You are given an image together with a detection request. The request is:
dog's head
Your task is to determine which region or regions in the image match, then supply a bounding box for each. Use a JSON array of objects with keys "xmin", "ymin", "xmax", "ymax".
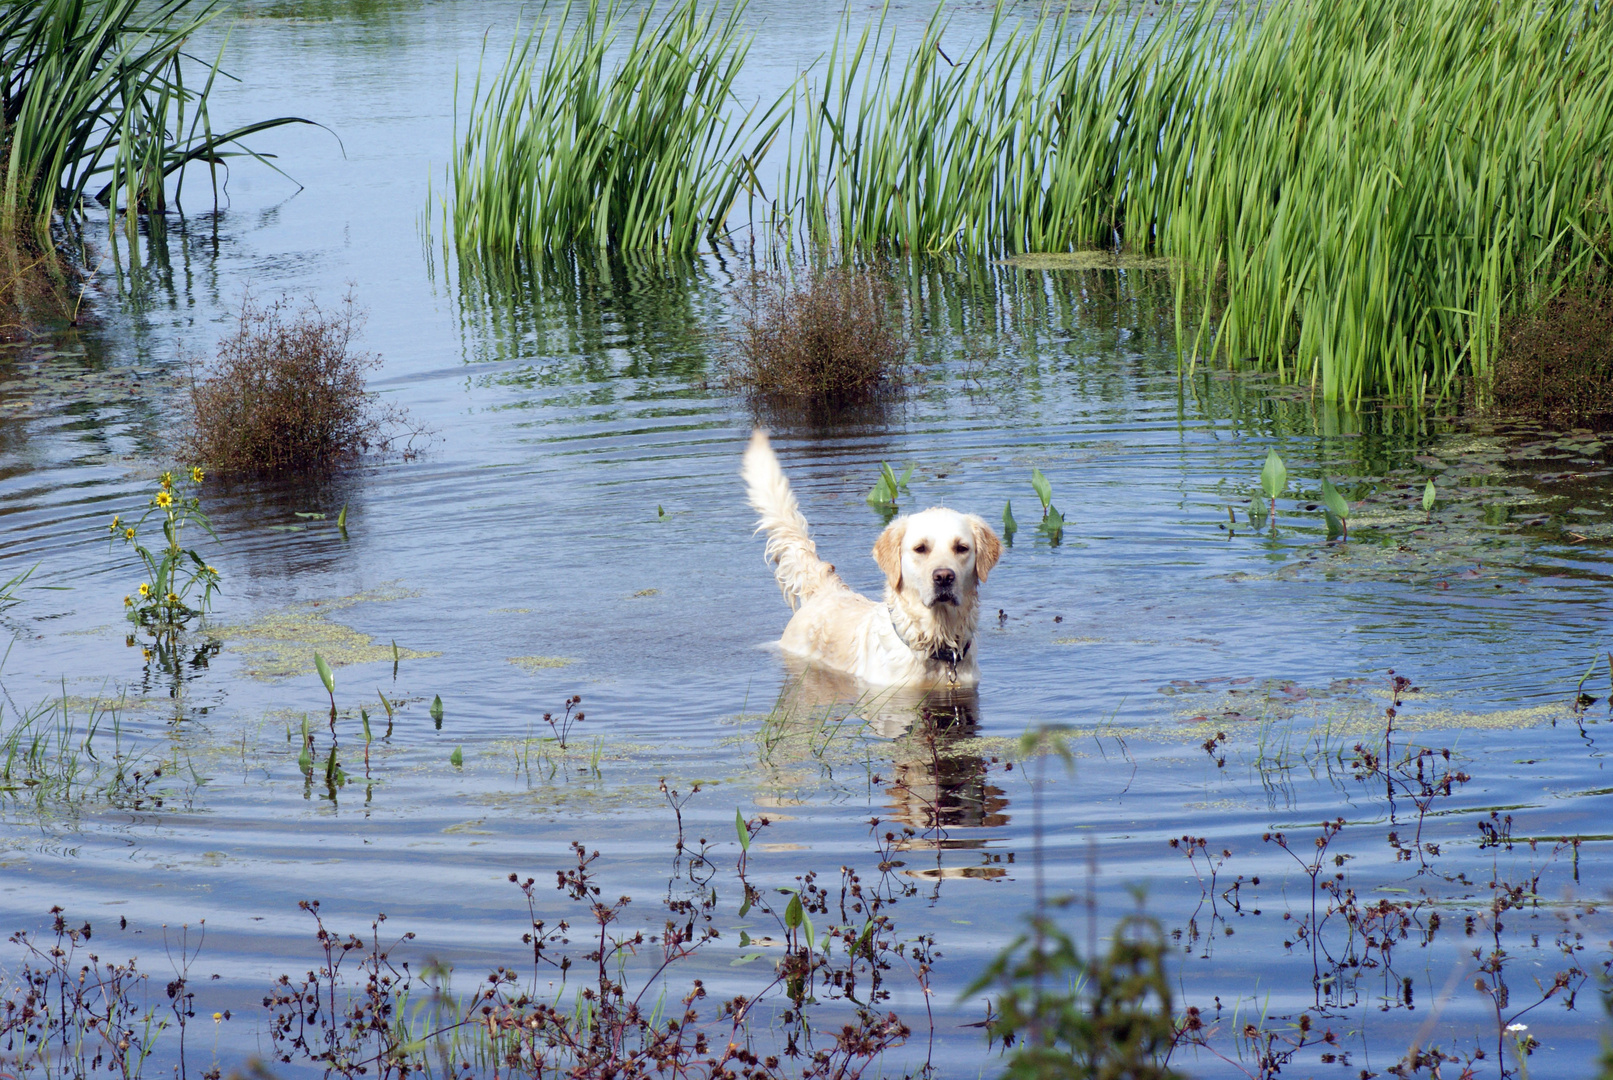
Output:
[{"xmin": 873, "ymin": 508, "xmax": 1001, "ymax": 609}]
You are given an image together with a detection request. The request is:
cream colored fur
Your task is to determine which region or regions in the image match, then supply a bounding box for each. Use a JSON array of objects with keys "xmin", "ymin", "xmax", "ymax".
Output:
[{"xmin": 741, "ymin": 430, "xmax": 1001, "ymax": 688}]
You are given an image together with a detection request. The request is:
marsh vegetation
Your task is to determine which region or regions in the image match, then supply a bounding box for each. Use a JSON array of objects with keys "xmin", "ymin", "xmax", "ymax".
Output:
[{"xmin": 4, "ymin": 0, "xmax": 1613, "ymax": 1076}]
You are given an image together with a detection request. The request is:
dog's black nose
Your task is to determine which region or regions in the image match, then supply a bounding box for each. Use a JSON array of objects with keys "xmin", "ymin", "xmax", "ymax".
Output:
[{"xmin": 932, "ymin": 568, "xmax": 956, "ymax": 588}]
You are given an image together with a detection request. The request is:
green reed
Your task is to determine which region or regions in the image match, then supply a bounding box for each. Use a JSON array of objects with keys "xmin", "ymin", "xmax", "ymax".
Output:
[
  {"xmin": 447, "ymin": 0, "xmax": 787, "ymax": 260},
  {"xmin": 0, "ymin": 0, "xmax": 312, "ymax": 249},
  {"xmin": 447, "ymin": 0, "xmax": 1613, "ymax": 401}
]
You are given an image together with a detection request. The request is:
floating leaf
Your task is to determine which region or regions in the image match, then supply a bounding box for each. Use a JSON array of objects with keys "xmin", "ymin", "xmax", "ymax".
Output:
[
  {"xmin": 735, "ymin": 808, "xmax": 751, "ymax": 852},
  {"xmin": 1423, "ymin": 479, "xmax": 1437, "ymax": 514},
  {"xmin": 313, "ymin": 652, "xmax": 335, "ymax": 696},
  {"xmin": 1323, "ymin": 508, "xmax": 1344, "ymax": 539},
  {"xmin": 1260, "ymin": 450, "xmax": 1288, "ymax": 500},
  {"xmin": 1002, "ymin": 500, "xmax": 1017, "ymax": 545},
  {"xmin": 449, "ymin": 746, "xmax": 463, "ymax": 767},
  {"xmin": 657, "ymin": 505, "xmax": 665, "ymax": 519},
  {"xmin": 739, "ymin": 930, "xmax": 752, "ymax": 947},
  {"xmin": 294, "ymin": 511, "xmax": 326, "ymax": 520},
  {"xmin": 1031, "ymin": 468, "xmax": 1052, "ymax": 513}
]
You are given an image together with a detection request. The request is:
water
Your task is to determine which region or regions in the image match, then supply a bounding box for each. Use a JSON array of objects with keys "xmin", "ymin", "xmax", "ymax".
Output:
[{"xmin": 1, "ymin": 1, "xmax": 1611, "ymax": 1076}]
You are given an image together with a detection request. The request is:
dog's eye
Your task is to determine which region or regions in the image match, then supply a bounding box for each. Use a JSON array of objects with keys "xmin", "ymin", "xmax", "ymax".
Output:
[
  {"xmin": 954, "ymin": 543, "xmax": 970, "ymax": 554},
  {"xmin": 912, "ymin": 543, "xmax": 929, "ymax": 554}
]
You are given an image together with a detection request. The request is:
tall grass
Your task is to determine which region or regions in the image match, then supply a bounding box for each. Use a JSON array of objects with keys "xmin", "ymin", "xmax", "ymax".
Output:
[
  {"xmin": 0, "ymin": 0, "xmax": 312, "ymax": 249},
  {"xmin": 448, "ymin": 0, "xmax": 1613, "ymax": 402},
  {"xmin": 447, "ymin": 0, "xmax": 787, "ymax": 260}
]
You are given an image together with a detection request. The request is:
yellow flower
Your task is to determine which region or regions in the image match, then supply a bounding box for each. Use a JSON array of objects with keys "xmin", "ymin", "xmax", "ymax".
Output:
[
  {"xmin": 109, "ymin": 514, "xmax": 122, "ymax": 531},
  {"xmin": 123, "ymin": 596, "xmax": 132, "ymax": 607},
  {"xmin": 191, "ymin": 467, "xmax": 205, "ymax": 484},
  {"xmin": 153, "ymin": 491, "xmax": 173, "ymax": 508},
  {"xmin": 205, "ymin": 565, "xmax": 218, "ymax": 576},
  {"xmin": 159, "ymin": 470, "xmax": 174, "ymax": 490},
  {"xmin": 138, "ymin": 583, "xmax": 151, "ymax": 598},
  {"xmin": 142, "ymin": 648, "xmax": 152, "ymax": 660},
  {"xmin": 124, "ymin": 527, "xmax": 135, "ymax": 540},
  {"xmin": 212, "ymin": 1013, "xmax": 222, "ymax": 1023},
  {"xmin": 165, "ymin": 592, "xmax": 179, "ymax": 604}
]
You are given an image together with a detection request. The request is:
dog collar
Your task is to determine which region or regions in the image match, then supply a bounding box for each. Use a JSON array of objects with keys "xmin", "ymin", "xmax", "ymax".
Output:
[{"xmin": 886, "ymin": 604, "xmax": 971, "ymax": 674}]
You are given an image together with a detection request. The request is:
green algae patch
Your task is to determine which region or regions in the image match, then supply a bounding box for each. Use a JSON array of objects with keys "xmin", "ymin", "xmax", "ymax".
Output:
[
  {"xmin": 213, "ymin": 586, "xmax": 438, "ymax": 681},
  {"xmin": 508, "ymin": 656, "xmax": 574, "ymax": 674},
  {"xmin": 1001, "ymin": 251, "xmax": 1173, "ymax": 271}
]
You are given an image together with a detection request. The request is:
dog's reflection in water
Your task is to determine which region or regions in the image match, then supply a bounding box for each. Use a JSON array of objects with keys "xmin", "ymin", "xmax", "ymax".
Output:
[{"xmin": 771, "ymin": 660, "xmax": 1010, "ymax": 879}]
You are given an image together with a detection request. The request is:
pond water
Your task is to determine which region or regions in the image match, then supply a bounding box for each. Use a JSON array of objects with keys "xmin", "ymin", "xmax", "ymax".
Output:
[{"xmin": 1, "ymin": 1, "xmax": 1611, "ymax": 1077}]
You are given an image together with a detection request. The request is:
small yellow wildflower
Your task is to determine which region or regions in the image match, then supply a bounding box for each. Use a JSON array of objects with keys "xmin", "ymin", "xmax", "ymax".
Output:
[
  {"xmin": 124, "ymin": 527, "xmax": 135, "ymax": 540},
  {"xmin": 205, "ymin": 565, "xmax": 218, "ymax": 576},
  {"xmin": 138, "ymin": 583, "xmax": 151, "ymax": 598},
  {"xmin": 212, "ymin": 1013, "xmax": 222, "ymax": 1023},
  {"xmin": 165, "ymin": 592, "xmax": 179, "ymax": 604},
  {"xmin": 123, "ymin": 596, "xmax": 132, "ymax": 607},
  {"xmin": 160, "ymin": 470, "xmax": 174, "ymax": 490},
  {"xmin": 142, "ymin": 648, "xmax": 152, "ymax": 660},
  {"xmin": 191, "ymin": 467, "xmax": 205, "ymax": 484},
  {"xmin": 153, "ymin": 491, "xmax": 173, "ymax": 508},
  {"xmin": 109, "ymin": 514, "xmax": 122, "ymax": 531}
]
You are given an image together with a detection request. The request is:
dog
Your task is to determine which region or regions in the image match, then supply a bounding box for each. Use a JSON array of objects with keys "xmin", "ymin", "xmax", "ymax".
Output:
[{"xmin": 741, "ymin": 430, "xmax": 1000, "ymax": 687}]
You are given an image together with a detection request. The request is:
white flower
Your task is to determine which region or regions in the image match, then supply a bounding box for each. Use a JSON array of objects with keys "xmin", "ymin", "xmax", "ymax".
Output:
[{"xmin": 1506, "ymin": 1023, "xmax": 1528, "ymax": 1033}]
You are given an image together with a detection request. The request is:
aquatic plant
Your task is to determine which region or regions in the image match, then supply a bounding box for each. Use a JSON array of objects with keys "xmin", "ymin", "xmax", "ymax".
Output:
[
  {"xmin": 446, "ymin": 0, "xmax": 785, "ymax": 259},
  {"xmin": 1002, "ymin": 501, "xmax": 1017, "ymax": 546},
  {"xmin": 107, "ymin": 467, "xmax": 220, "ymax": 632},
  {"xmin": 866, "ymin": 462, "xmax": 912, "ymax": 521},
  {"xmin": 1029, "ymin": 468, "xmax": 1063, "ymax": 544},
  {"xmin": 0, "ymin": 561, "xmax": 35, "ymax": 609},
  {"xmin": 722, "ymin": 267, "xmax": 911, "ymax": 404},
  {"xmin": 791, "ymin": 0, "xmax": 1613, "ymax": 401},
  {"xmin": 1258, "ymin": 450, "xmax": 1287, "ymax": 522},
  {"xmin": 0, "ymin": 0, "xmax": 313, "ymax": 262},
  {"xmin": 1320, "ymin": 478, "xmax": 1350, "ymax": 540},
  {"xmin": 184, "ymin": 293, "xmax": 425, "ymax": 474}
]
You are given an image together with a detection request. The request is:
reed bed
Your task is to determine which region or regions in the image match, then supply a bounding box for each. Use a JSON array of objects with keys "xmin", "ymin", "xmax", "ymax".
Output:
[
  {"xmin": 449, "ymin": 0, "xmax": 1613, "ymax": 402},
  {"xmin": 0, "ymin": 0, "xmax": 311, "ymax": 264},
  {"xmin": 447, "ymin": 0, "xmax": 786, "ymax": 260}
]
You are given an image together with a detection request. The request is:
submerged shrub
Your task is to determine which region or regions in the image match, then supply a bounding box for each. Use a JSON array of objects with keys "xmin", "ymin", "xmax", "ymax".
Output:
[
  {"xmin": 723, "ymin": 268, "xmax": 910, "ymax": 403},
  {"xmin": 184, "ymin": 294, "xmax": 420, "ymax": 474},
  {"xmin": 1489, "ymin": 282, "xmax": 1613, "ymax": 430}
]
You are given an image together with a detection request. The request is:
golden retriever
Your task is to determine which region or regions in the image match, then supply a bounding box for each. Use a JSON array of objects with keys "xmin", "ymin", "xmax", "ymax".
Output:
[{"xmin": 741, "ymin": 430, "xmax": 1001, "ymax": 687}]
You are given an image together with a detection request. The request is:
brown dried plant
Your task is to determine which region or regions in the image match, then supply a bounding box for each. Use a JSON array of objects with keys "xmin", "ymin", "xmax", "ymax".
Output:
[
  {"xmin": 1489, "ymin": 278, "xmax": 1613, "ymax": 430},
  {"xmin": 184, "ymin": 292, "xmax": 425, "ymax": 474},
  {"xmin": 723, "ymin": 268, "xmax": 910, "ymax": 404}
]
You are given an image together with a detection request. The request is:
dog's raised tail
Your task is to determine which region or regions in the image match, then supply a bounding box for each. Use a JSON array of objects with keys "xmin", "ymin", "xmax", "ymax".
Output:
[{"xmin": 742, "ymin": 430, "xmax": 840, "ymax": 609}]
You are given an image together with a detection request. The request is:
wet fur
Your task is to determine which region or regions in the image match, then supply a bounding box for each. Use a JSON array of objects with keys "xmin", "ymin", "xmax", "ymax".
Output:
[{"xmin": 741, "ymin": 430, "xmax": 1001, "ymax": 687}]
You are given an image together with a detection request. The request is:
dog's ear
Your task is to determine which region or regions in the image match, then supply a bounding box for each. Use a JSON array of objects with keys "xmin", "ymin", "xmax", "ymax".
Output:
[
  {"xmin": 872, "ymin": 517, "xmax": 907, "ymax": 590},
  {"xmin": 967, "ymin": 515, "xmax": 1002, "ymax": 583}
]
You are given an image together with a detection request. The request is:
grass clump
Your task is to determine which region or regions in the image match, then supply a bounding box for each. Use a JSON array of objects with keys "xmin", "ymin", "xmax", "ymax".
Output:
[
  {"xmin": 184, "ymin": 294, "xmax": 420, "ymax": 475},
  {"xmin": 447, "ymin": 0, "xmax": 784, "ymax": 260},
  {"xmin": 1489, "ymin": 283, "xmax": 1613, "ymax": 430},
  {"xmin": 723, "ymin": 268, "xmax": 910, "ymax": 403}
]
